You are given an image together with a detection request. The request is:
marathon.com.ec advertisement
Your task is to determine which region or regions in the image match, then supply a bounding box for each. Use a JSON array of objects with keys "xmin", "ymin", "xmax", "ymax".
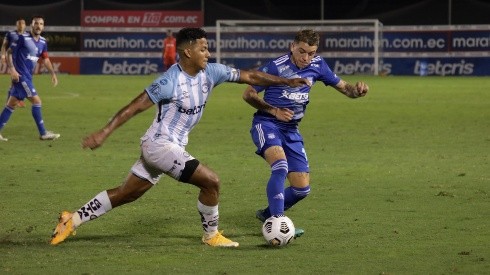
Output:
[{"xmin": 75, "ymin": 25, "xmax": 489, "ymax": 76}]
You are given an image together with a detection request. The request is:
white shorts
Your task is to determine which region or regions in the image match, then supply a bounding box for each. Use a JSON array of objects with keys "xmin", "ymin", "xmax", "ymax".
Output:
[{"xmin": 131, "ymin": 135, "xmax": 195, "ymax": 184}]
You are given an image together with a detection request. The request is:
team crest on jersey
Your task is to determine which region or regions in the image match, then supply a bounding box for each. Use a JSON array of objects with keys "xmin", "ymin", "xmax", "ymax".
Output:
[
  {"xmin": 202, "ymin": 83, "xmax": 209, "ymax": 93},
  {"xmin": 148, "ymin": 83, "xmax": 160, "ymax": 95},
  {"xmin": 267, "ymin": 133, "xmax": 275, "ymax": 139},
  {"xmin": 159, "ymin": 79, "xmax": 168, "ymax": 86},
  {"xmin": 279, "ymin": 65, "xmax": 290, "ymax": 73}
]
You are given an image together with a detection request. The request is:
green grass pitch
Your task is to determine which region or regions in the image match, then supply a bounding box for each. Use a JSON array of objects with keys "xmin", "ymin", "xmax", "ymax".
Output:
[{"xmin": 0, "ymin": 74, "xmax": 488, "ymax": 274}]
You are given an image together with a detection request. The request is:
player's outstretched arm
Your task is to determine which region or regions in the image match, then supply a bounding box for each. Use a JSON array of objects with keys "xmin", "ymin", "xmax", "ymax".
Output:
[
  {"xmin": 82, "ymin": 91, "xmax": 154, "ymax": 150},
  {"xmin": 239, "ymin": 70, "xmax": 310, "ymax": 88},
  {"xmin": 334, "ymin": 80, "xmax": 369, "ymax": 98}
]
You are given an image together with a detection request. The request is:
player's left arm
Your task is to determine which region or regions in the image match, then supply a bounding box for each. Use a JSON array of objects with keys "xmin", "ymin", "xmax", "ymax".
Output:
[
  {"xmin": 334, "ymin": 79, "xmax": 369, "ymax": 98},
  {"xmin": 82, "ymin": 91, "xmax": 154, "ymax": 150},
  {"xmin": 41, "ymin": 52, "xmax": 58, "ymax": 87},
  {"xmin": 239, "ymin": 70, "xmax": 310, "ymax": 88}
]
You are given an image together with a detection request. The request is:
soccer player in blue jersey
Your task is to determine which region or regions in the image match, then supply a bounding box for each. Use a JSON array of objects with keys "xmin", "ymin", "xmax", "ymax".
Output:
[
  {"xmin": 0, "ymin": 15, "xmax": 59, "ymax": 142},
  {"xmin": 1, "ymin": 17, "xmax": 26, "ymax": 108},
  {"xmin": 50, "ymin": 27, "xmax": 309, "ymax": 247},
  {"xmin": 243, "ymin": 29, "xmax": 369, "ymax": 238}
]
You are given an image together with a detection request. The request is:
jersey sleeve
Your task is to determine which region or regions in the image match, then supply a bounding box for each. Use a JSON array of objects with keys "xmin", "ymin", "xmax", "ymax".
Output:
[
  {"xmin": 318, "ymin": 58, "xmax": 341, "ymax": 87},
  {"xmin": 251, "ymin": 61, "xmax": 279, "ymax": 93},
  {"xmin": 206, "ymin": 63, "xmax": 241, "ymax": 85},
  {"xmin": 145, "ymin": 75, "xmax": 174, "ymax": 104},
  {"xmin": 40, "ymin": 40, "xmax": 49, "ymax": 58}
]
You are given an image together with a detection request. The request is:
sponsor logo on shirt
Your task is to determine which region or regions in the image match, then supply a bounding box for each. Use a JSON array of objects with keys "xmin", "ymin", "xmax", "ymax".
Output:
[
  {"xmin": 177, "ymin": 101, "xmax": 207, "ymax": 115},
  {"xmin": 279, "ymin": 91, "xmax": 309, "ymax": 102}
]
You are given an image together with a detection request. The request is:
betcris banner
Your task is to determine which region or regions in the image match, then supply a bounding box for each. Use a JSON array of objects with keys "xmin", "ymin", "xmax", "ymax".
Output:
[
  {"xmin": 324, "ymin": 57, "xmax": 486, "ymax": 76},
  {"xmin": 81, "ymin": 58, "xmax": 162, "ymax": 75}
]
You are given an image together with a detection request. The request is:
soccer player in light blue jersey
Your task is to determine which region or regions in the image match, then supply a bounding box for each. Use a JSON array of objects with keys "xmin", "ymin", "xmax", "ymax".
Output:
[
  {"xmin": 50, "ymin": 27, "xmax": 309, "ymax": 247},
  {"xmin": 1, "ymin": 18, "xmax": 26, "ymax": 108},
  {"xmin": 243, "ymin": 29, "xmax": 369, "ymax": 238},
  {"xmin": 0, "ymin": 15, "xmax": 59, "ymax": 141}
]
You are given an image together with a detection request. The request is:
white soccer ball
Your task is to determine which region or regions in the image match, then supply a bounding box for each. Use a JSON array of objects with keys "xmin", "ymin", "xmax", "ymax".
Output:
[{"xmin": 262, "ymin": 215, "xmax": 295, "ymax": 247}]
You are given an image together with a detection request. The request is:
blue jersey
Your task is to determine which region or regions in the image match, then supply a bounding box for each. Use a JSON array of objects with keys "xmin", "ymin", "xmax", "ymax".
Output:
[
  {"xmin": 143, "ymin": 63, "xmax": 240, "ymax": 147},
  {"xmin": 4, "ymin": 30, "xmax": 23, "ymax": 49},
  {"xmin": 252, "ymin": 53, "xmax": 340, "ymax": 128},
  {"xmin": 12, "ymin": 32, "xmax": 48, "ymax": 81}
]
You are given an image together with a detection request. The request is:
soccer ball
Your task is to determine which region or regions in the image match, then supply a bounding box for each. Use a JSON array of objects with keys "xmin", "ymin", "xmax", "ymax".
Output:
[{"xmin": 262, "ymin": 215, "xmax": 295, "ymax": 247}]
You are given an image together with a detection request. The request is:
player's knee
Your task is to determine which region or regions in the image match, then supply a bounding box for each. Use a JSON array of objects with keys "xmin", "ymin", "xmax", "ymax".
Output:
[{"xmin": 204, "ymin": 171, "xmax": 220, "ymax": 192}]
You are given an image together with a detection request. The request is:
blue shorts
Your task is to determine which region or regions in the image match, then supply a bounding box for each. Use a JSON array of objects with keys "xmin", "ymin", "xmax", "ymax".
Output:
[
  {"xmin": 9, "ymin": 79, "xmax": 37, "ymax": 100},
  {"xmin": 250, "ymin": 120, "xmax": 309, "ymax": 173}
]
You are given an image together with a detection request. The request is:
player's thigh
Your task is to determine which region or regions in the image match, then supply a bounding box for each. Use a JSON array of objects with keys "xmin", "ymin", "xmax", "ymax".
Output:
[
  {"xmin": 250, "ymin": 121, "xmax": 283, "ymax": 158},
  {"xmin": 133, "ymin": 137, "xmax": 195, "ymax": 183},
  {"xmin": 187, "ymin": 163, "xmax": 219, "ymax": 190},
  {"xmin": 283, "ymin": 130, "xmax": 308, "ymax": 169}
]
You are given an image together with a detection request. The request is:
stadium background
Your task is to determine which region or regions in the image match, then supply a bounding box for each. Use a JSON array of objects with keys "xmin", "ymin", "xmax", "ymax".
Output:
[{"xmin": 0, "ymin": 0, "xmax": 488, "ymax": 75}]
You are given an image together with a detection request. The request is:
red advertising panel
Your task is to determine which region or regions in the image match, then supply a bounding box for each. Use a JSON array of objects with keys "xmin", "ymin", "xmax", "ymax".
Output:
[
  {"xmin": 37, "ymin": 57, "xmax": 81, "ymax": 75},
  {"xmin": 81, "ymin": 10, "xmax": 203, "ymax": 27}
]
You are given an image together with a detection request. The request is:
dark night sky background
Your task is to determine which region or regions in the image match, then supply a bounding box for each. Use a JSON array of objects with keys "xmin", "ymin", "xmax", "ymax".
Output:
[{"xmin": 0, "ymin": 0, "xmax": 488, "ymax": 25}]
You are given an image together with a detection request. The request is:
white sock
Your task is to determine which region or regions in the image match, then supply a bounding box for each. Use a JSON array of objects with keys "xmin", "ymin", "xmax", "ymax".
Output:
[
  {"xmin": 197, "ymin": 200, "xmax": 219, "ymax": 237},
  {"xmin": 72, "ymin": 191, "xmax": 113, "ymax": 227}
]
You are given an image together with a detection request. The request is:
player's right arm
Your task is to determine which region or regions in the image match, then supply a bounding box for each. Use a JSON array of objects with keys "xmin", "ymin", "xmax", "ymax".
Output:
[
  {"xmin": 242, "ymin": 86, "xmax": 294, "ymax": 122},
  {"xmin": 6, "ymin": 47, "xmax": 20, "ymax": 81},
  {"xmin": 0, "ymin": 33, "xmax": 9, "ymax": 64},
  {"xmin": 82, "ymin": 91, "xmax": 154, "ymax": 150}
]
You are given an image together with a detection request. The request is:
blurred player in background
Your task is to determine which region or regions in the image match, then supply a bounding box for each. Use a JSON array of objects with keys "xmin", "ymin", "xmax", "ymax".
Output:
[
  {"xmin": 1, "ymin": 17, "xmax": 26, "ymax": 108},
  {"xmin": 50, "ymin": 27, "xmax": 309, "ymax": 247},
  {"xmin": 162, "ymin": 29, "xmax": 177, "ymax": 71},
  {"xmin": 0, "ymin": 15, "xmax": 59, "ymax": 142},
  {"xmin": 243, "ymin": 29, "xmax": 369, "ymax": 237}
]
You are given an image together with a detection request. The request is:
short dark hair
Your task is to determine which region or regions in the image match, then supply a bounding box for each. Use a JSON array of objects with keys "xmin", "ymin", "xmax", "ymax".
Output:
[
  {"xmin": 31, "ymin": 15, "xmax": 44, "ymax": 21},
  {"xmin": 16, "ymin": 17, "xmax": 25, "ymax": 22},
  {"xmin": 176, "ymin": 28, "xmax": 207, "ymax": 49},
  {"xmin": 294, "ymin": 29, "xmax": 320, "ymax": 46}
]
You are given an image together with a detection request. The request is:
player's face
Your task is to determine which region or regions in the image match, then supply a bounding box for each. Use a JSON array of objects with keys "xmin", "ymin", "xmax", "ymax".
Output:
[
  {"xmin": 190, "ymin": 38, "xmax": 210, "ymax": 70},
  {"xmin": 31, "ymin": 18, "xmax": 45, "ymax": 36},
  {"xmin": 16, "ymin": 20, "xmax": 26, "ymax": 33},
  {"xmin": 290, "ymin": 41, "xmax": 318, "ymax": 69}
]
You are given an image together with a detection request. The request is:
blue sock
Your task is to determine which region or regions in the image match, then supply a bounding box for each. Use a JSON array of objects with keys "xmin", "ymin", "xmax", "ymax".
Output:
[
  {"xmin": 284, "ymin": 186, "xmax": 311, "ymax": 211},
  {"xmin": 32, "ymin": 104, "xmax": 46, "ymax": 135},
  {"xmin": 266, "ymin": 159, "xmax": 288, "ymax": 216},
  {"xmin": 0, "ymin": 106, "xmax": 14, "ymax": 132}
]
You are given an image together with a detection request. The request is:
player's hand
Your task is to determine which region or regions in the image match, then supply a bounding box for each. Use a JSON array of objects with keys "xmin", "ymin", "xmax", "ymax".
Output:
[
  {"xmin": 273, "ymin": 107, "xmax": 294, "ymax": 122},
  {"xmin": 82, "ymin": 130, "xmax": 107, "ymax": 150},
  {"xmin": 356, "ymin": 81, "xmax": 369, "ymax": 97},
  {"xmin": 287, "ymin": 78, "xmax": 311, "ymax": 88},
  {"xmin": 51, "ymin": 74, "xmax": 58, "ymax": 87},
  {"xmin": 10, "ymin": 70, "xmax": 20, "ymax": 83}
]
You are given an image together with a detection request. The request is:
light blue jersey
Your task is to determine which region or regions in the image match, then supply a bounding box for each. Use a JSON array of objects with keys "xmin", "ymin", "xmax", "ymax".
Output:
[{"xmin": 144, "ymin": 63, "xmax": 240, "ymax": 147}]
